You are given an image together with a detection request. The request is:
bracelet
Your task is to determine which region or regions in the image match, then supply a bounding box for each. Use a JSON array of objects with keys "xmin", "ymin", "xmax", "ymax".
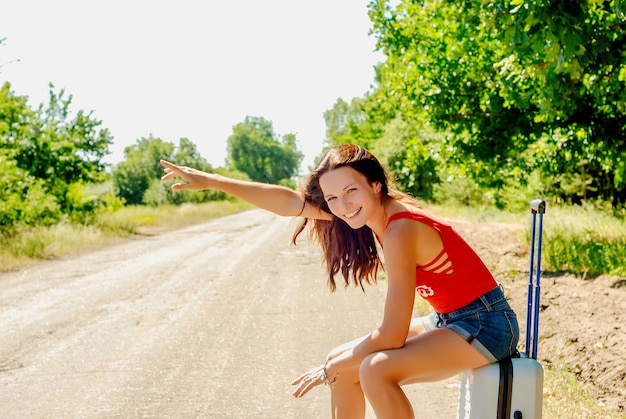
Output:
[{"xmin": 322, "ymin": 365, "xmax": 338, "ymax": 387}]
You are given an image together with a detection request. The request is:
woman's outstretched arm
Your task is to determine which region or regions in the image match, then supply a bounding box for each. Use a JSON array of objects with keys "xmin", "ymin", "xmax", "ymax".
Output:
[{"xmin": 160, "ymin": 160, "xmax": 332, "ymax": 219}]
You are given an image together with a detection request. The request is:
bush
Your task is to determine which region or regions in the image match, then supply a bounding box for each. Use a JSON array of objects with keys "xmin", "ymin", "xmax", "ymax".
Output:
[
  {"xmin": 0, "ymin": 158, "xmax": 62, "ymax": 227},
  {"xmin": 142, "ymin": 179, "xmax": 172, "ymax": 207},
  {"xmin": 498, "ymin": 170, "xmax": 548, "ymax": 212},
  {"xmin": 541, "ymin": 205, "xmax": 626, "ymax": 277},
  {"xmin": 433, "ymin": 176, "xmax": 495, "ymax": 208}
]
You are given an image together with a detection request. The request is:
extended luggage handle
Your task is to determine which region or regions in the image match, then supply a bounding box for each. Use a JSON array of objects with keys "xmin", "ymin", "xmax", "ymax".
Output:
[{"xmin": 526, "ymin": 199, "xmax": 546, "ymax": 360}]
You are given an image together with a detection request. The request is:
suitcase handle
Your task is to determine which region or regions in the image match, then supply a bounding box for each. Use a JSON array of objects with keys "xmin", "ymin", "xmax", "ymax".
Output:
[
  {"xmin": 531, "ymin": 199, "xmax": 546, "ymax": 214},
  {"xmin": 526, "ymin": 199, "xmax": 546, "ymax": 360}
]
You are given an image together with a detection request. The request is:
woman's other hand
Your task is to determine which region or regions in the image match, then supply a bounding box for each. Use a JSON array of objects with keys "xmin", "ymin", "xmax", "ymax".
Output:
[{"xmin": 291, "ymin": 365, "xmax": 328, "ymax": 398}]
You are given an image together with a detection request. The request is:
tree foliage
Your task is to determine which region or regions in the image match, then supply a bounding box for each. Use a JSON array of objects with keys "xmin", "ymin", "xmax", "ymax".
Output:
[
  {"xmin": 226, "ymin": 116, "xmax": 303, "ymax": 185},
  {"xmin": 350, "ymin": 0, "xmax": 626, "ymax": 207},
  {"xmin": 112, "ymin": 136, "xmax": 225, "ymax": 206},
  {"xmin": 0, "ymin": 82, "xmax": 115, "ymax": 227},
  {"xmin": 324, "ymin": 98, "xmax": 383, "ymax": 150},
  {"xmin": 112, "ymin": 136, "xmax": 175, "ymax": 205},
  {"xmin": 323, "ymin": 97, "xmax": 442, "ymax": 199},
  {"xmin": 16, "ymin": 86, "xmax": 112, "ymax": 206}
]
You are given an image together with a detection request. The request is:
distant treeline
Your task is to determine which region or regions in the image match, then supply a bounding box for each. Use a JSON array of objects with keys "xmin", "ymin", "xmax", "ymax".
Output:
[{"xmin": 0, "ymin": 79, "xmax": 303, "ymax": 229}]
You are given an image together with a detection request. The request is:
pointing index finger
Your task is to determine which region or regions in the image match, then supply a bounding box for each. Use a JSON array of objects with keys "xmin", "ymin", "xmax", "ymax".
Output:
[
  {"xmin": 160, "ymin": 159, "xmax": 177, "ymax": 170},
  {"xmin": 160, "ymin": 160, "xmax": 183, "ymax": 182}
]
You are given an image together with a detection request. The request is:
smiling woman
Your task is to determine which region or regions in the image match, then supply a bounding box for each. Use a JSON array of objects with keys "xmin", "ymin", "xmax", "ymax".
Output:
[{"xmin": 160, "ymin": 144, "xmax": 519, "ymax": 419}]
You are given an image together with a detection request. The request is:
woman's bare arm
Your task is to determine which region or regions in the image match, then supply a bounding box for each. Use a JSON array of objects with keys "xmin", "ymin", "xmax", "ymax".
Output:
[
  {"xmin": 291, "ymin": 220, "xmax": 419, "ymax": 397},
  {"xmin": 160, "ymin": 160, "xmax": 332, "ymax": 219},
  {"xmin": 321, "ymin": 219, "xmax": 418, "ymax": 375}
]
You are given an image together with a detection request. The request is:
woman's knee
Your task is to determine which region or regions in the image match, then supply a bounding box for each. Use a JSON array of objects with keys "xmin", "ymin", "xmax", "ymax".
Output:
[{"xmin": 359, "ymin": 352, "xmax": 389, "ymax": 389}]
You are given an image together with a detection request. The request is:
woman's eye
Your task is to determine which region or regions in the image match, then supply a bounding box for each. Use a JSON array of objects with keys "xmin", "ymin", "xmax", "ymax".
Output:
[{"xmin": 347, "ymin": 188, "xmax": 357, "ymax": 193}]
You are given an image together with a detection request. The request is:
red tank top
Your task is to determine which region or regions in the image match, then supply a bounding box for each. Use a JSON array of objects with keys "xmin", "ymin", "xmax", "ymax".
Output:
[{"xmin": 385, "ymin": 211, "xmax": 497, "ymax": 314}]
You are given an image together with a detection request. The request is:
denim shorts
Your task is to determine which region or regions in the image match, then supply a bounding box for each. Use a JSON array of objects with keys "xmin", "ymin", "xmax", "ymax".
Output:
[{"xmin": 420, "ymin": 285, "xmax": 519, "ymax": 363}]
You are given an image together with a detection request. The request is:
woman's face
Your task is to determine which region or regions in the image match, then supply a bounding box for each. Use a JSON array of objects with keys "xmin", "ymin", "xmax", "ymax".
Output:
[{"xmin": 319, "ymin": 166, "xmax": 382, "ymax": 229}]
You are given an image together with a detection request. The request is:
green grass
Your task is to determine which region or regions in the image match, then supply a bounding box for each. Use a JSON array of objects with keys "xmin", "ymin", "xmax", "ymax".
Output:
[
  {"xmin": 0, "ymin": 200, "xmax": 252, "ymax": 272},
  {"xmin": 428, "ymin": 202, "xmax": 526, "ymax": 224},
  {"xmin": 0, "ymin": 222, "xmax": 107, "ymax": 271},
  {"xmin": 97, "ymin": 200, "xmax": 253, "ymax": 234},
  {"xmin": 431, "ymin": 201, "xmax": 626, "ymax": 279},
  {"xmin": 543, "ymin": 369, "xmax": 623, "ymax": 419},
  {"xmin": 540, "ymin": 205, "xmax": 626, "ymax": 278}
]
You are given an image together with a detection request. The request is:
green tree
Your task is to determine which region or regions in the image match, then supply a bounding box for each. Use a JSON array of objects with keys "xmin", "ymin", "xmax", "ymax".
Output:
[
  {"xmin": 0, "ymin": 154, "xmax": 60, "ymax": 227},
  {"xmin": 112, "ymin": 136, "xmax": 218, "ymax": 206},
  {"xmin": 35, "ymin": 86, "xmax": 111, "ymax": 182},
  {"xmin": 372, "ymin": 116, "xmax": 440, "ymax": 199},
  {"xmin": 112, "ymin": 136, "xmax": 176, "ymax": 205},
  {"xmin": 11, "ymin": 84, "xmax": 113, "ymax": 210},
  {"xmin": 173, "ymin": 137, "xmax": 211, "ymax": 169},
  {"xmin": 165, "ymin": 137, "xmax": 220, "ymax": 205},
  {"xmin": 0, "ymin": 83, "xmax": 35, "ymax": 162},
  {"xmin": 226, "ymin": 116, "xmax": 303, "ymax": 185},
  {"xmin": 367, "ymin": 0, "xmax": 626, "ymax": 206},
  {"xmin": 323, "ymin": 97, "xmax": 381, "ymax": 150},
  {"xmin": 1, "ymin": 82, "xmax": 113, "ymax": 226}
]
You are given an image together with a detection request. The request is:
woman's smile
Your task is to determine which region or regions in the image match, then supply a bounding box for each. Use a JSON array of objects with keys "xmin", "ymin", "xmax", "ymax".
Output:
[{"xmin": 344, "ymin": 207, "xmax": 362, "ymax": 219}]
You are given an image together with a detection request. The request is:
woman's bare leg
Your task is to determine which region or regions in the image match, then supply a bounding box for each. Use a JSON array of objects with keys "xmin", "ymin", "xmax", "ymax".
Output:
[
  {"xmin": 330, "ymin": 365, "xmax": 365, "ymax": 419},
  {"xmin": 328, "ymin": 316, "xmax": 432, "ymax": 419},
  {"xmin": 359, "ymin": 328, "xmax": 491, "ymax": 419}
]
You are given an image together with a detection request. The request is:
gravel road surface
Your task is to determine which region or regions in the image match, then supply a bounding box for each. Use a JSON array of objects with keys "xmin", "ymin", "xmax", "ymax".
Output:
[{"xmin": 0, "ymin": 210, "xmax": 458, "ymax": 418}]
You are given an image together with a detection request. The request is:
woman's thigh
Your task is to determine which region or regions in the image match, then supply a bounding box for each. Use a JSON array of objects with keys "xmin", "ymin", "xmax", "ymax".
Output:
[{"xmin": 361, "ymin": 328, "xmax": 491, "ymax": 386}]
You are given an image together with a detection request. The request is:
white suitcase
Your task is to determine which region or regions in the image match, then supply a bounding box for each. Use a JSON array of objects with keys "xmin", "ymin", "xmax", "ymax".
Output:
[
  {"xmin": 457, "ymin": 200, "xmax": 546, "ymax": 419},
  {"xmin": 457, "ymin": 355, "xmax": 543, "ymax": 419}
]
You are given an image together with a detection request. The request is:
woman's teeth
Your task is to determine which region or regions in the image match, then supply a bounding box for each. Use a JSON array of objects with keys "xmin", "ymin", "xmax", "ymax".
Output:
[{"xmin": 345, "ymin": 208, "xmax": 361, "ymax": 219}]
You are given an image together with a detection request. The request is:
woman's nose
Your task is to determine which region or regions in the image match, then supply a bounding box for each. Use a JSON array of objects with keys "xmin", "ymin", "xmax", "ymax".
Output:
[{"xmin": 337, "ymin": 196, "xmax": 352, "ymax": 212}]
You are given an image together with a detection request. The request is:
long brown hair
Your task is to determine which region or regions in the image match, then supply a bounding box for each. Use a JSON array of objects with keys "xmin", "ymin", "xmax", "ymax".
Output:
[{"xmin": 292, "ymin": 144, "xmax": 406, "ymax": 292}]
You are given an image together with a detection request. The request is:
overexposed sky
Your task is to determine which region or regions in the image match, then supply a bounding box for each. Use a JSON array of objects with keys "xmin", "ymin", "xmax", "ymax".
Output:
[{"xmin": 1, "ymin": 0, "xmax": 384, "ymax": 172}]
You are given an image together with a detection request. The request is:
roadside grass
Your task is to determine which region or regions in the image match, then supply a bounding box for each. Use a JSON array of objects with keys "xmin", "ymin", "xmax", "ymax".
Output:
[
  {"xmin": 0, "ymin": 222, "xmax": 107, "ymax": 272},
  {"xmin": 543, "ymin": 369, "xmax": 623, "ymax": 419},
  {"xmin": 0, "ymin": 200, "xmax": 252, "ymax": 272},
  {"xmin": 428, "ymin": 202, "xmax": 526, "ymax": 224},
  {"xmin": 431, "ymin": 201, "xmax": 626, "ymax": 278},
  {"xmin": 97, "ymin": 200, "xmax": 253, "ymax": 235},
  {"xmin": 540, "ymin": 205, "xmax": 626, "ymax": 278}
]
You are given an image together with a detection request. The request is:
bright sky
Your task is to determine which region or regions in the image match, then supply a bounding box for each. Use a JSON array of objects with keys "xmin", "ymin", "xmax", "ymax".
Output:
[{"xmin": 1, "ymin": 0, "xmax": 384, "ymax": 172}]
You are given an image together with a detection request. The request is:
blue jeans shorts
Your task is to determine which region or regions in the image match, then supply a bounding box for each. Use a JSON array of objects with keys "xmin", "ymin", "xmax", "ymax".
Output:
[{"xmin": 419, "ymin": 285, "xmax": 519, "ymax": 363}]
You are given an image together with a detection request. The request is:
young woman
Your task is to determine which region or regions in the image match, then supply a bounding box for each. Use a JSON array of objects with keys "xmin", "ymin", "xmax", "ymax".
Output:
[{"xmin": 160, "ymin": 144, "xmax": 519, "ymax": 419}]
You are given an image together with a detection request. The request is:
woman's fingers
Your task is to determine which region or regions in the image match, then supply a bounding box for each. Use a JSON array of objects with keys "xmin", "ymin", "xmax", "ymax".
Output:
[
  {"xmin": 291, "ymin": 366, "xmax": 325, "ymax": 398},
  {"xmin": 292, "ymin": 382, "xmax": 312, "ymax": 398},
  {"xmin": 170, "ymin": 182, "xmax": 187, "ymax": 191},
  {"xmin": 159, "ymin": 159, "xmax": 214, "ymax": 191},
  {"xmin": 160, "ymin": 160, "xmax": 181, "ymax": 179},
  {"xmin": 160, "ymin": 171, "xmax": 176, "ymax": 181},
  {"xmin": 291, "ymin": 375, "xmax": 305, "ymax": 386},
  {"xmin": 160, "ymin": 160, "xmax": 193, "ymax": 190},
  {"xmin": 292, "ymin": 378, "xmax": 319, "ymax": 398},
  {"xmin": 160, "ymin": 159, "xmax": 177, "ymax": 169},
  {"xmin": 291, "ymin": 366, "xmax": 319, "ymax": 385}
]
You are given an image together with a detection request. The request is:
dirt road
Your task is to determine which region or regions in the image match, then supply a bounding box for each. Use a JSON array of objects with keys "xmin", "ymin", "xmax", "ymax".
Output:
[{"xmin": 0, "ymin": 210, "xmax": 457, "ymax": 419}]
